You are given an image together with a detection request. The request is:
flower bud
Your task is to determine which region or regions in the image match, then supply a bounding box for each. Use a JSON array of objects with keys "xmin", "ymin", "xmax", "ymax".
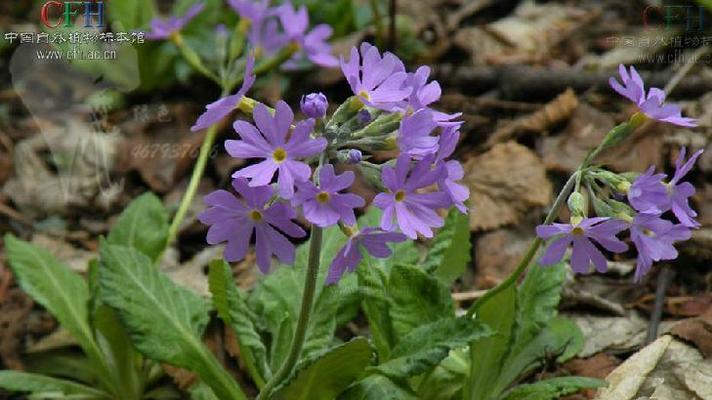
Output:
[
  {"xmin": 347, "ymin": 149, "xmax": 362, "ymax": 164},
  {"xmin": 300, "ymin": 92, "xmax": 328, "ymax": 119},
  {"xmin": 567, "ymin": 192, "xmax": 586, "ymax": 217},
  {"xmin": 357, "ymin": 109, "xmax": 372, "ymax": 124}
]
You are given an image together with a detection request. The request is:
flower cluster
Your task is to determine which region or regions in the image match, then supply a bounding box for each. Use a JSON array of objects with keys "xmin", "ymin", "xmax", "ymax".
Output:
[
  {"xmin": 537, "ymin": 65, "xmax": 701, "ymax": 282},
  {"xmin": 199, "ymin": 42, "xmax": 469, "ymax": 283}
]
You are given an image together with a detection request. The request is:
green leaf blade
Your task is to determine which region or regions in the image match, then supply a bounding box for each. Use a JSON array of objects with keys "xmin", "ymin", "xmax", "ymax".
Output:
[
  {"xmin": 0, "ymin": 371, "xmax": 111, "ymax": 399},
  {"xmin": 98, "ymin": 242, "xmax": 245, "ymax": 400},
  {"xmin": 500, "ymin": 376, "xmax": 607, "ymax": 400},
  {"xmin": 273, "ymin": 338, "xmax": 374, "ymax": 400},
  {"xmin": 106, "ymin": 192, "xmax": 168, "ymax": 261},
  {"xmin": 374, "ymin": 317, "xmax": 491, "ymax": 380}
]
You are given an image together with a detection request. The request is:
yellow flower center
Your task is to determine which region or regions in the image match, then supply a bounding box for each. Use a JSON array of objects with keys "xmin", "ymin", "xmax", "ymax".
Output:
[
  {"xmin": 571, "ymin": 226, "xmax": 585, "ymax": 236},
  {"xmin": 643, "ymin": 228, "xmax": 655, "ymax": 238},
  {"xmin": 272, "ymin": 147, "xmax": 287, "ymax": 163},
  {"xmin": 358, "ymin": 90, "xmax": 371, "ymax": 101},
  {"xmin": 395, "ymin": 190, "xmax": 406, "ymax": 202},
  {"xmin": 249, "ymin": 210, "xmax": 263, "ymax": 222},
  {"xmin": 316, "ymin": 191, "xmax": 331, "ymax": 203}
]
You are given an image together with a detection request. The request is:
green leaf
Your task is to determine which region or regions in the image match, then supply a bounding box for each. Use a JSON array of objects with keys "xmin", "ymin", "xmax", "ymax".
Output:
[
  {"xmin": 98, "ymin": 242, "xmax": 246, "ymax": 400},
  {"xmin": 273, "ymin": 338, "xmax": 374, "ymax": 400},
  {"xmin": 339, "ymin": 374, "xmax": 417, "ymax": 400},
  {"xmin": 3, "ymin": 235, "xmax": 114, "ymax": 393},
  {"xmin": 415, "ymin": 348, "xmax": 469, "ymax": 400},
  {"xmin": 500, "ymin": 376, "xmax": 607, "ymax": 400},
  {"xmin": 357, "ymin": 264, "xmax": 395, "ymax": 361},
  {"xmin": 387, "ymin": 264, "xmax": 454, "ymax": 339},
  {"xmin": 496, "ymin": 317, "xmax": 583, "ymax": 391},
  {"xmin": 106, "ymin": 192, "xmax": 169, "ymax": 261},
  {"xmin": 247, "ymin": 225, "xmax": 356, "ymax": 371},
  {"xmin": 108, "ymin": 0, "xmax": 157, "ymax": 30},
  {"xmin": 424, "ymin": 209, "xmax": 471, "ymax": 284},
  {"xmin": 512, "ymin": 263, "xmax": 567, "ymax": 356},
  {"xmin": 373, "ymin": 317, "xmax": 491, "ymax": 380},
  {"xmin": 208, "ymin": 260, "xmax": 270, "ymax": 387},
  {"xmin": 0, "ymin": 371, "xmax": 111, "ymax": 399},
  {"xmin": 25, "ymin": 351, "xmax": 100, "ymax": 386},
  {"xmin": 465, "ymin": 284, "xmax": 516, "ymax": 400}
]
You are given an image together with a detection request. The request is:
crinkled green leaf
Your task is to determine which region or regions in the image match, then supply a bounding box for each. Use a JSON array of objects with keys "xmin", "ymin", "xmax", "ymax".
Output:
[
  {"xmin": 465, "ymin": 284, "xmax": 516, "ymax": 400},
  {"xmin": 424, "ymin": 209, "xmax": 471, "ymax": 284},
  {"xmin": 496, "ymin": 317, "xmax": 584, "ymax": 391},
  {"xmin": 512, "ymin": 262, "xmax": 567, "ymax": 355},
  {"xmin": 208, "ymin": 260, "xmax": 270, "ymax": 387},
  {"xmin": 273, "ymin": 338, "xmax": 374, "ymax": 400},
  {"xmin": 388, "ymin": 264, "xmax": 454, "ymax": 339},
  {"xmin": 247, "ymin": 225, "xmax": 356, "ymax": 372},
  {"xmin": 415, "ymin": 348, "xmax": 469, "ymax": 400},
  {"xmin": 3, "ymin": 235, "xmax": 115, "ymax": 392},
  {"xmin": 339, "ymin": 374, "xmax": 417, "ymax": 400},
  {"xmin": 500, "ymin": 376, "xmax": 606, "ymax": 400},
  {"xmin": 98, "ymin": 242, "xmax": 245, "ymax": 400},
  {"xmin": 373, "ymin": 317, "xmax": 491, "ymax": 380},
  {"xmin": 106, "ymin": 192, "xmax": 168, "ymax": 261},
  {"xmin": 357, "ymin": 264, "xmax": 394, "ymax": 361},
  {"xmin": 0, "ymin": 371, "xmax": 111, "ymax": 399}
]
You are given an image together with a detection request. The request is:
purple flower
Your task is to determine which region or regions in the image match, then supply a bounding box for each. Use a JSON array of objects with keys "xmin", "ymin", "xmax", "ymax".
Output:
[
  {"xmin": 340, "ymin": 43, "xmax": 411, "ymax": 111},
  {"xmin": 191, "ymin": 54, "xmax": 256, "ymax": 132},
  {"xmin": 628, "ymin": 166, "xmax": 669, "ymax": 214},
  {"xmin": 435, "ymin": 127, "xmax": 469, "ymax": 213},
  {"xmin": 278, "ymin": 3, "xmax": 338, "ymax": 67},
  {"xmin": 198, "ymin": 178, "xmax": 306, "ymax": 273},
  {"xmin": 300, "ymin": 93, "xmax": 328, "ymax": 119},
  {"xmin": 630, "ymin": 213, "xmax": 691, "ymax": 282},
  {"xmin": 373, "ymin": 155, "xmax": 450, "ymax": 239},
  {"xmin": 628, "ymin": 147, "xmax": 704, "ymax": 228},
  {"xmin": 609, "ymin": 65, "xmax": 697, "ymax": 127},
  {"xmin": 226, "ymin": 101, "xmax": 327, "ymax": 199},
  {"xmin": 669, "ymin": 147, "xmax": 704, "ymax": 228},
  {"xmin": 326, "ymin": 227, "xmax": 406, "ymax": 285},
  {"xmin": 536, "ymin": 217, "xmax": 629, "ymax": 274},
  {"xmin": 292, "ymin": 165, "xmax": 365, "ymax": 227},
  {"xmin": 229, "ymin": 0, "xmax": 270, "ymax": 23},
  {"xmin": 145, "ymin": 3, "xmax": 205, "ymax": 40},
  {"xmin": 400, "ymin": 66, "xmax": 462, "ymax": 127},
  {"xmin": 397, "ymin": 109, "xmax": 440, "ymax": 159}
]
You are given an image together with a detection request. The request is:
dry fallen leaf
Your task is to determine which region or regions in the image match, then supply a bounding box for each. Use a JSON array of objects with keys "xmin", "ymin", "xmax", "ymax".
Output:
[
  {"xmin": 594, "ymin": 335, "xmax": 712, "ymax": 400},
  {"xmin": 572, "ymin": 313, "xmax": 649, "ymax": 357},
  {"xmin": 670, "ymin": 306, "xmax": 712, "ymax": 358},
  {"xmin": 594, "ymin": 335, "xmax": 672, "ymax": 400},
  {"xmin": 474, "ymin": 226, "xmax": 536, "ymax": 288},
  {"xmin": 464, "ymin": 141, "xmax": 552, "ymax": 231}
]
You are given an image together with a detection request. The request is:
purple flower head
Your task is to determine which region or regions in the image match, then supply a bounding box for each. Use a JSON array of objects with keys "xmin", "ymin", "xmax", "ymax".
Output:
[
  {"xmin": 226, "ymin": 101, "xmax": 327, "ymax": 199},
  {"xmin": 278, "ymin": 3, "xmax": 338, "ymax": 68},
  {"xmin": 536, "ymin": 217, "xmax": 629, "ymax": 274},
  {"xmin": 373, "ymin": 155, "xmax": 450, "ymax": 239},
  {"xmin": 198, "ymin": 178, "xmax": 306, "ymax": 273},
  {"xmin": 399, "ymin": 66, "xmax": 462, "ymax": 127},
  {"xmin": 191, "ymin": 54, "xmax": 256, "ymax": 132},
  {"xmin": 609, "ymin": 65, "xmax": 697, "ymax": 127},
  {"xmin": 292, "ymin": 165, "xmax": 365, "ymax": 227},
  {"xmin": 347, "ymin": 149, "xmax": 363, "ymax": 164},
  {"xmin": 435, "ymin": 127, "xmax": 469, "ymax": 213},
  {"xmin": 630, "ymin": 213, "xmax": 691, "ymax": 282},
  {"xmin": 300, "ymin": 92, "xmax": 328, "ymax": 119},
  {"xmin": 668, "ymin": 147, "xmax": 704, "ymax": 228},
  {"xmin": 628, "ymin": 166, "xmax": 669, "ymax": 214},
  {"xmin": 145, "ymin": 3, "xmax": 205, "ymax": 40},
  {"xmin": 628, "ymin": 147, "xmax": 704, "ymax": 228},
  {"xmin": 398, "ymin": 109, "xmax": 439, "ymax": 159},
  {"xmin": 357, "ymin": 109, "xmax": 372, "ymax": 124},
  {"xmin": 229, "ymin": 0, "xmax": 270, "ymax": 23},
  {"xmin": 340, "ymin": 42, "xmax": 411, "ymax": 111},
  {"xmin": 326, "ymin": 227, "xmax": 407, "ymax": 285}
]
